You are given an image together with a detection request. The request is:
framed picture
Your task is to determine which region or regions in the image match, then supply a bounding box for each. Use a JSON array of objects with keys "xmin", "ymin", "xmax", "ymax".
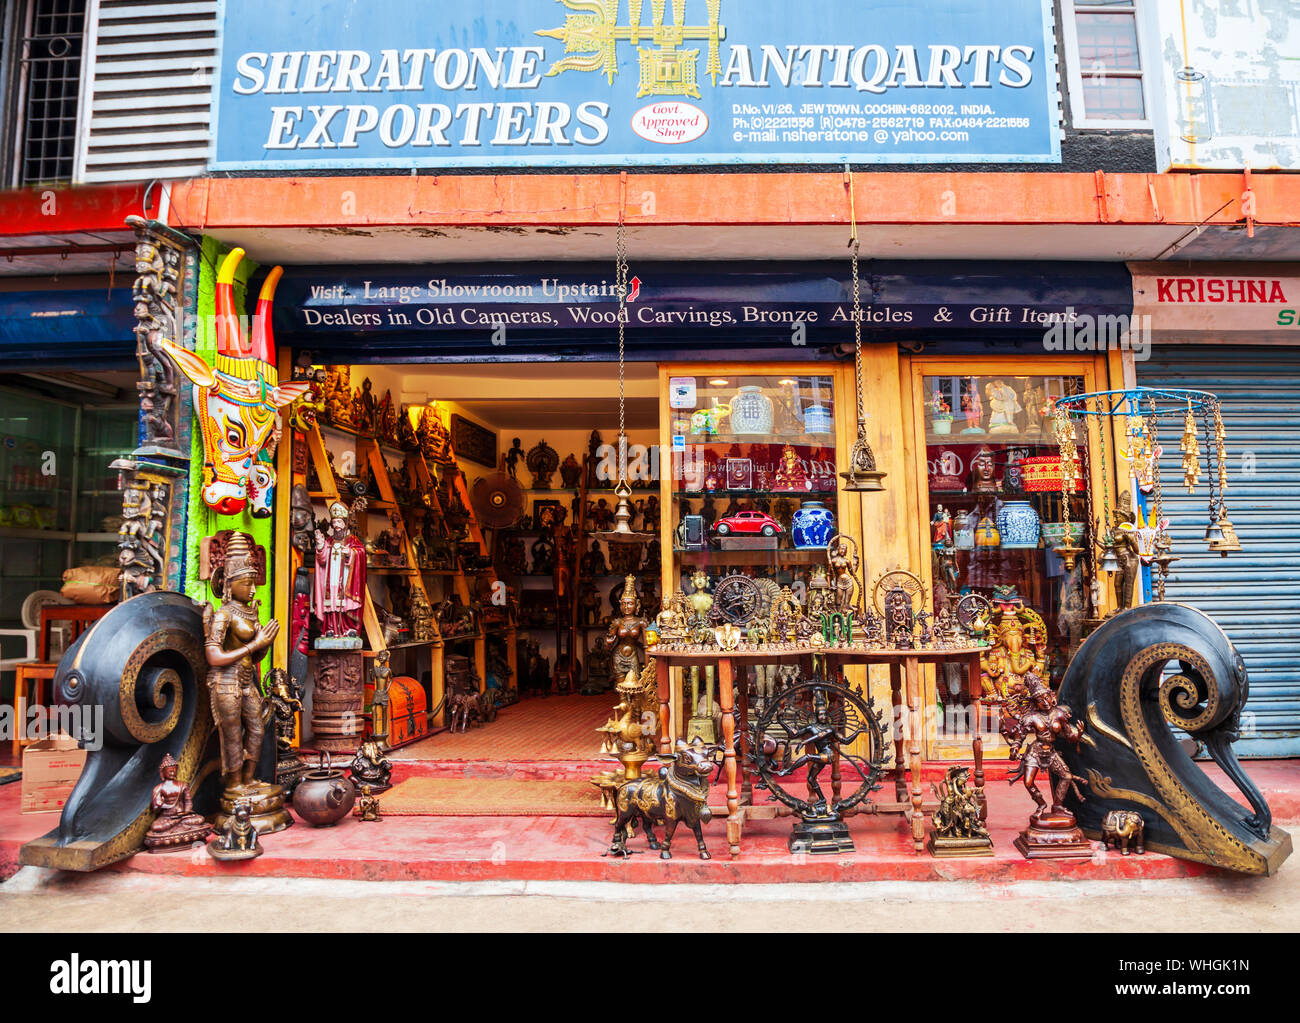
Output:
[
  {"xmin": 532, "ymin": 499, "xmax": 564, "ymax": 531},
  {"xmin": 726, "ymin": 457, "xmax": 753, "ymax": 490},
  {"xmin": 451, "ymin": 414, "xmax": 497, "ymax": 468}
]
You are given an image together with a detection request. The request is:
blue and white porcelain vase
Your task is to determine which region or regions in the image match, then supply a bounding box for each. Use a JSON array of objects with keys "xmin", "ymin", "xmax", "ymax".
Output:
[
  {"xmin": 730, "ymin": 385, "xmax": 774, "ymax": 435},
  {"xmin": 803, "ymin": 404, "xmax": 834, "ymax": 436},
  {"xmin": 791, "ymin": 501, "xmax": 836, "ymax": 549},
  {"xmin": 997, "ymin": 499, "xmax": 1041, "ymax": 549}
]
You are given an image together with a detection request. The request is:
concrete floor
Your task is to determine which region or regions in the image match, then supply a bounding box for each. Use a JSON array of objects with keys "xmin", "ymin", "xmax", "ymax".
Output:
[{"xmin": 2, "ymin": 864, "xmax": 1295, "ymax": 931}]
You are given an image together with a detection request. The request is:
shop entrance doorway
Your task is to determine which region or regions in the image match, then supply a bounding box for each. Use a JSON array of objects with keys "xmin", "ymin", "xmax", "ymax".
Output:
[{"xmin": 295, "ymin": 360, "xmax": 661, "ymax": 768}]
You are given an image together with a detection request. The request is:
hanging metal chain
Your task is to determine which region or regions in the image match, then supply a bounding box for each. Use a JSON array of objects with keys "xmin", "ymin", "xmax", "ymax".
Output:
[
  {"xmin": 1200, "ymin": 402, "xmax": 1220, "ymax": 528},
  {"xmin": 1212, "ymin": 398, "xmax": 1228, "ymax": 509},
  {"xmin": 1081, "ymin": 402, "xmax": 1096, "ymax": 556},
  {"xmin": 1054, "ymin": 405, "xmax": 1077, "ymax": 535},
  {"xmin": 1147, "ymin": 395, "xmax": 1172, "ymax": 600},
  {"xmin": 850, "ymin": 242, "xmax": 865, "ymax": 427},
  {"xmin": 615, "ymin": 185, "xmax": 629, "ymax": 482}
]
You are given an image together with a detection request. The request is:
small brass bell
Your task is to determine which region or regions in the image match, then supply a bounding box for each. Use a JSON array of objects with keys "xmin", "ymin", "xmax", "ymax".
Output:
[
  {"xmin": 1099, "ymin": 545, "xmax": 1121, "ymax": 574},
  {"xmin": 1204, "ymin": 518, "xmax": 1225, "ymax": 545},
  {"xmin": 1208, "ymin": 513, "xmax": 1242, "ymax": 556}
]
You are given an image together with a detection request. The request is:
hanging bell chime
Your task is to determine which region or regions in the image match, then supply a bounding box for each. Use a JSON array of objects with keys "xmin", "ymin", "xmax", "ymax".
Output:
[
  {"xmin": 1099, "ymin": 543, "xmax": 1121, "ymax": 574},
  {"xmin": 1180, "ymin": 404, "xmax": 1200, "ymax": 492},
  {"xmin": 1207, "ymin": 512, "xmax": 1242, "ymax": 556},
  {"xmin": 1204, "ymin": 517, "xmax": 1225, "ymax": 545}
]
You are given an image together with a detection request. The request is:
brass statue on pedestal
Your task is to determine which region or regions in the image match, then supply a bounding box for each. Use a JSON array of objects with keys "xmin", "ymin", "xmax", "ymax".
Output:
[
  {"xmin": 144, "ymin": 753, "xmax": 211, "ymax": 853},
  {"xmin": 593, "ymin": 662, "xmax": 661, "ymax": 810},
  {"xmin": 202, "ymin": 532, "xmax": 292, "ymax": 835},
  {"xmin": 927, "ymin": 766, "xmax": 993, "ymax": 858}
]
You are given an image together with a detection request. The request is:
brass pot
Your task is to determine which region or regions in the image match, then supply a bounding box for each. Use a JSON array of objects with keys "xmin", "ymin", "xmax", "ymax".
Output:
[{"xmin": 292, "ymin": 751, "xmax": 356, "ymax": 826}]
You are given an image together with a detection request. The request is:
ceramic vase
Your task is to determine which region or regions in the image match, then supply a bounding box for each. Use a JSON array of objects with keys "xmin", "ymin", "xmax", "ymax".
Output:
[
  {"xmin": 997, "ymin": 499, "xmax": 1041, "ymax": 549},
  {"xmin": 954, "ymin": 511, "xmax": 976, "ymax": 550},
  {"xmin": 791, "ymin": 500, "xmax": 836, "ymax": 549},
  {"xmin": 931, "ymin": 418, "xmax": 953, "ymax": 435},
  {"xmin": 731, "ymin": 386, "xmax": 774, "ymax": 435},
  {"xmin": 803, "ymin": 404, "xmax": 834, "ymax": 436}
]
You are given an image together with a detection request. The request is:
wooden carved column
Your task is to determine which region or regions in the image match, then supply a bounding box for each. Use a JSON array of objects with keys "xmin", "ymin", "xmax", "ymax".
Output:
[{"xmin": 111, "ymin": 216, "xmax": 199, "ymax": 599}]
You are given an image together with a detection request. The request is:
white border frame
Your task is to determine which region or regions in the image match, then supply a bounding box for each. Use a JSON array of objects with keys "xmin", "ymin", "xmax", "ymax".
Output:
[{"xmin": 1060, "ymin": 0, "xmax": 1156, "ymax": 130}]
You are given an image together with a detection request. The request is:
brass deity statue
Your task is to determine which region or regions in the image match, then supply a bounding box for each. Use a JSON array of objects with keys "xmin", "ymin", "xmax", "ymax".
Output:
[
  {"xmin": 201, "ymin": 532, "xmax": 292, "ymax": 833},
  {"xmin": 601, "ymin": 576, "xmax": 647, "ymax": 690},
  {"xmin": 979, "ymin": 611, "xmax": 1047, "ymax": 702}
]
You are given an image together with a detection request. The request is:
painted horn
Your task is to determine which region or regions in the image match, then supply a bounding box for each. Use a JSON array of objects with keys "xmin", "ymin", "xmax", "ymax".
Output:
[
  {"xmin": 215, "ymin": 247, "xmax": 246, "ymax": 357},
  {"xmin": 248, "ymin": 265, "xmax": 283, "ymax": 368}
]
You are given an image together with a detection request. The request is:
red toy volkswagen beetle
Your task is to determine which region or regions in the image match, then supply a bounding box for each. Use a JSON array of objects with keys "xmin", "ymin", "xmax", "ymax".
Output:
[{"xmin": 713, "ymin": 510, "xmax": 782, "ymax": 537}]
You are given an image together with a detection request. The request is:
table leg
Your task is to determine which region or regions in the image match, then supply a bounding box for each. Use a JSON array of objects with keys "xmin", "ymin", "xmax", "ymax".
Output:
[
  {"xmin": 718, "ymin": 657, "xmax": 739, "ymax": 857},
  {"xmin": 12, "ymin": 668, "xmax": 25, "ymax": 757},
  {"xmin": 656, "ymin": 659, "xmax": 671, "ymax": 755},
  {"xmin": 905, "ymin": 656, "xmax": 925, "ymax": 853},
  {"xmin": 889, "ymin": 661, "xmax": 906, "ymax": 803},
  {"xmin": 736, "ymin": 665, "xmax": 752, "ymax": 806}
]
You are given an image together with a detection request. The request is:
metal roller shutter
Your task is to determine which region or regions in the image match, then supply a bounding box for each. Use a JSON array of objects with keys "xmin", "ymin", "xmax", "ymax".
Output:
[{"xmin": 1140, "ymin": 346, "xmax": 1300, "ymax": 757}]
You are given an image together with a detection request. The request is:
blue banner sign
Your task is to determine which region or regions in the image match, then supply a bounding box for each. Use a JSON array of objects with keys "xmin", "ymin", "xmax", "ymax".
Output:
[
  {"xmin": 271, "ymin": 262, "xmax": 1130, "ymax": 344},
  {"xmin": 212, "ymin": 0, "xmax": 1061, "ymax": 169}
]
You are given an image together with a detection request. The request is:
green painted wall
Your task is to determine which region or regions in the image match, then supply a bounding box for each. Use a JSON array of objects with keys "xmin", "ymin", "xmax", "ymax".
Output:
[{"xmin": 184, "ymin": 238, "xmax": 275, "ymax": 665}]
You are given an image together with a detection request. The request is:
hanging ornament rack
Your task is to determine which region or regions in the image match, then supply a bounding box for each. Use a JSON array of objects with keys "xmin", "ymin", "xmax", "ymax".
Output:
[
  {"xmin": 839, "ymin": 170, "xmax": 886, "ymax": 493},
  {"xmin": 1053, "ymin": 385, "xmax": 1240, "ymax": 603},
  {"xmin": 592, "ymin": 172, "xmax": 656, "ymax": 546}
]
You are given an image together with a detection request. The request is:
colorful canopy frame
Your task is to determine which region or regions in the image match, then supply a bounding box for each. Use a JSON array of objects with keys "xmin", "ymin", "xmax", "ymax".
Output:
[
  {"xmin": 1054, "ymin": 386, "xmax": 1239, "ymax": 603},
  {"xmin": 156, "ymin": 249, "xmax": 309, "ymax": 517}
]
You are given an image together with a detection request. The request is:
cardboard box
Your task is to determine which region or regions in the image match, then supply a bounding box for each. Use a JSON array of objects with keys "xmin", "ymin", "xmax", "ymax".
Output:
[{"xmin": 21, "ymin": 735, "xmax": 87, "ymax": 814}]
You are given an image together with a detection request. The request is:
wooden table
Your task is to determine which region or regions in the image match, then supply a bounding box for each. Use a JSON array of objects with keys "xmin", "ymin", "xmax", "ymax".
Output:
[
  {"xmin": 38, "ymin": 604, "xmax": 113, "ymax": 661},
  {"xmin": 653, "ymin": 645, "xmax": 986, "ymax": 857}
]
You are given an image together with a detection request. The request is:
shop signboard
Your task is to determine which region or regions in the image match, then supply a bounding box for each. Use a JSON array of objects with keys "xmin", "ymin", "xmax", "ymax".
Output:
[
  {"xmin": 272, "ymin": 262, "xmax": 1131, "ymax": 351},
  {"xmin": 1131, "ymin": 263, "xmax": 1300, "ymax": 342},
  {"xmin": 1153, "ymin": 0, "xmax": 1300, "ymax": 170},
  {"xmin": 211, "ymin": 0, "xmax": 1061, "ymax": 170}
]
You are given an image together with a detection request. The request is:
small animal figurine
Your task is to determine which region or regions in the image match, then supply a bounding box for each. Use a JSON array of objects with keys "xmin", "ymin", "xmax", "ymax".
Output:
[
  {"xmin": 207, "ymin": 799, "xmax": 263, "ymax": 861},
  {"xmin": 1101, "ymin": 809, "xmax": 1145, "ymax": 855},
  {"xmin": 607, "ymin": 740, "xmax": 718, "ymax": 860}
]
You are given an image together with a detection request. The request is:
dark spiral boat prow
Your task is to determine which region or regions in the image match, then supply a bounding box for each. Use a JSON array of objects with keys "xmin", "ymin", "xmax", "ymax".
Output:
[{"xmin": 1059, "ymin": 602, "xmax": 1291, "ymax": 875}]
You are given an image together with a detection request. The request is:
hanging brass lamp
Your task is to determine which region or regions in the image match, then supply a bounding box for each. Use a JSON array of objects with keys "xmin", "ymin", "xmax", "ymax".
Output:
[{"xmin": 839, "ymin": 171, "xmax": 886, "ymax": 493}]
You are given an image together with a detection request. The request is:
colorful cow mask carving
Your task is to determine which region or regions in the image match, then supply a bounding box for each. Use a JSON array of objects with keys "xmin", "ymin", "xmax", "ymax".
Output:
[{"xmin": 158, "ymin": 248, "xmax": 308, "ymax": 517}]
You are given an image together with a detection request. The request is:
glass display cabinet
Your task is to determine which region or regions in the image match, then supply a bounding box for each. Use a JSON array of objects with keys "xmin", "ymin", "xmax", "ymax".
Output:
[
  {"xmin": 658, "ymin": 366, "xmax": 854, "ymax": 741},
  {"xmin": 908, "ymin": 357, "xmax": 1109, "ymax": 760}
]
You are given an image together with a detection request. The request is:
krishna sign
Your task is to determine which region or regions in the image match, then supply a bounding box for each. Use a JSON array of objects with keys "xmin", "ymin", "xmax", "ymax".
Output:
[{"xmin": 211, "ymin": 0, "xmax": 1061, "ymax": 168}]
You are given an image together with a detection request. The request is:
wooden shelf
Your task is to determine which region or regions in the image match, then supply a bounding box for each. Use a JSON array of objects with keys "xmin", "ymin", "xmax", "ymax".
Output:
[
  {"xmin": 675, "ymin": 489, "xmax": 837, "ymax": 499},
  {"xmin": 677, "ymin": 431, "xmax": 835, "ymax": 445}
]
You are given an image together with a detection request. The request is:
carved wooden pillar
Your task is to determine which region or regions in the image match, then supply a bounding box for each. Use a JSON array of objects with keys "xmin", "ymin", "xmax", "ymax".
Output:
[{"xmin": 111, "ymin": 216, "xmax": 198, "ymax": 599}]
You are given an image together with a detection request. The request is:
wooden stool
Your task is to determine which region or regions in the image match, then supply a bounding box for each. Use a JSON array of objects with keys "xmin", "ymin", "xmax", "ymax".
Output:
[{"xmin": 13, "ymin": 662, "xmax": 57, "ymax": 756}]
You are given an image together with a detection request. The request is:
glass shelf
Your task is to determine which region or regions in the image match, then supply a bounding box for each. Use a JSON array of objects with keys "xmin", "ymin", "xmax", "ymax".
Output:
[{"xmin": 667, "ymin": 372, "xmax": 841, "ymax": 592}]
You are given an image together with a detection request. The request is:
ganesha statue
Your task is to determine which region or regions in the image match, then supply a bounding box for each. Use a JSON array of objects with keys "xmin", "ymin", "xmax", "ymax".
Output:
[{"xmin": 156, "ymin": 248, "xmax": 309, "ymax": 516}]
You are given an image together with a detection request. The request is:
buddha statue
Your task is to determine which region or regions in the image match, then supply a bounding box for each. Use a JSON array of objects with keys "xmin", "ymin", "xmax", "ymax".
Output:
[{"xmin": 143, "ymin": 753, "xmax": 211, "ymax": 852}]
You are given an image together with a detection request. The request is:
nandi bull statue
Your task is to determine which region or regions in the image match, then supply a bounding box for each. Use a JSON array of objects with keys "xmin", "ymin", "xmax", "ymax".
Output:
[
  {"xmin": 1060, "ymin": 603, "xmax": 1291, "ymax": 875},
  {"xmin": 157, "ymin": 249, "xmax": 308, "ymax": 516},
  {"xmin": 607, "ymin": 739, "xmax": 718, "ymax": 860}
]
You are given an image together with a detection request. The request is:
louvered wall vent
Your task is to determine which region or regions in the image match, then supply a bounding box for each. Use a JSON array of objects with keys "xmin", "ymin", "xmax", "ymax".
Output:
[{"xmin": 74, "ymin": 0, "xmax": 216, "ymax": 184}]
